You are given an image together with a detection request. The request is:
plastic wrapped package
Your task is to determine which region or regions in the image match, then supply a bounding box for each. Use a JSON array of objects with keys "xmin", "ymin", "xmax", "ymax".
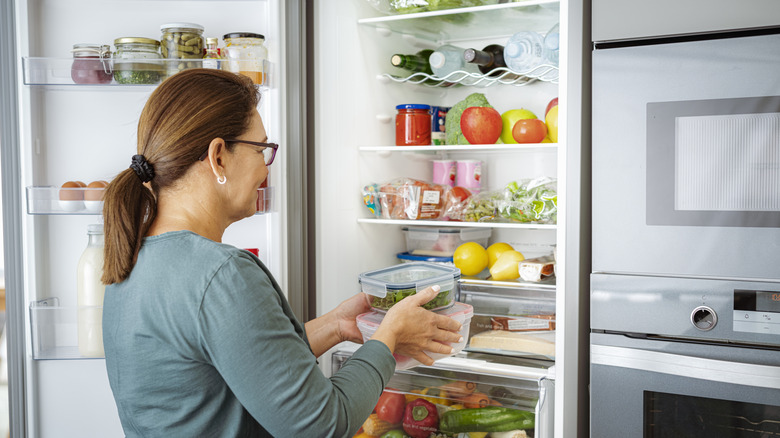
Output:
[{"xmin": 461, "ymin": 177, "xmax": 558, "ymax": 224}]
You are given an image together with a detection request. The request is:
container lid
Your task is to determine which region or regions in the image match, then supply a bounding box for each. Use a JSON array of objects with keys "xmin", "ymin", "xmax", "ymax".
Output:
[
  {"xmin": 71, "ymin": 44, "xmax": 111, "ymax": 57},
  {"xmin": 396, "ymin": 104, "xmax": 431, "ymax": 110},
  {"xmin": 429, "ymin": 51, "xmax": 445, "ymax": 69},
  {"xmin": 206, "ymin": 37, "xmax": 219, "ymax": 44},
  {"xmin": 357, "ymin": 302, "xmax": 473, "ymax": 329},
  {"xmin": 359, "ymin": 262, "xmax": 460, "ymax": 298},
  {"xmin": 223, "ymin": 32, "xmax": 265, "ymax": 40},
  {"xmin": 396, "ymin": 252, "xmax": 453, "ymax": 263},
  {"xmin": 114, "ymin": 37, "xmax": 160, "ymax": 46},
  {"xmin": 160, "ymin": 22, "xmax": 204, "ymax": 32}
]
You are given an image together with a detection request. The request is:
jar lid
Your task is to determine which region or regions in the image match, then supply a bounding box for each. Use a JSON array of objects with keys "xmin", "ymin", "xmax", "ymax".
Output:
[
  {"xmin": 396, "ymin": 104, "xmax": 431, "ymax": 110},
  {"xmin": 206, "ymin": 37, "xmax": 219, "ymax": 44},
  {"xmin": 160, "ymin": 22, "xmax": 204, "ymax": 32},
  {"xmin": 71, "ymin": 44, "xmax": 111, "ymax": 57},
  {"xmin": 114, "ymin": 37, "xmax": 160, "ymax": 46},
  {"xmin": 223, "ymin": 32, "xmax": 265, "ymax": 40}
]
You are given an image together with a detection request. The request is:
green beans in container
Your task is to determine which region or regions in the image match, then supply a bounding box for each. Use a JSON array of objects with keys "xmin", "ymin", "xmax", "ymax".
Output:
[
  {"xmin": 359, "ymin": 262, "xmax": 460, "ymax": 312},
  {"xmin": 113, "ymin": 37, "xmax": 163, "ymax": 85},
  {"xmin": 160, "ymin": 22, "xmax": 204, "ymax": 78}
]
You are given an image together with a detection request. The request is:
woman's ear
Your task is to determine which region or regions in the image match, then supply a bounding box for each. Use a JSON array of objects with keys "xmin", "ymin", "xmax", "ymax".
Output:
[{"xmin": 205, "ymin": 138, "xmax": 227, "ymax": 180}]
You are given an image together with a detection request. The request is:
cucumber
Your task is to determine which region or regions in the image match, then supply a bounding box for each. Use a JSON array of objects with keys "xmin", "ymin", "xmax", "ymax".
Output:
[{"xmin": 439, "ymin": 407, "xmax": 534, "ymax": 434}]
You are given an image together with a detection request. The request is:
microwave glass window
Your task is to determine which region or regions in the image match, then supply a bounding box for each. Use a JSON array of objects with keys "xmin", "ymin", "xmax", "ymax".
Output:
[
  {"xmin": 644, "ymin": 391, "xmax": 780, "ymax": 437},
  {"xmin": 675, "ymin": 112, "xmax": 780, "ymax": 212}
]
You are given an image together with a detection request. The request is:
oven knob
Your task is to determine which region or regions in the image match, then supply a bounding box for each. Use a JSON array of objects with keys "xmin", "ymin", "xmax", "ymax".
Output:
[{"xmin": 691, "ymin": 306, "xmax": 717, "ymax": 331}]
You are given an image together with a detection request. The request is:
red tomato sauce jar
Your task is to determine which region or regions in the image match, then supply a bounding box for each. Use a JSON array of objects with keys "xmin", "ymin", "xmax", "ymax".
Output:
[
  {"xmin": 395, "ymin": 104, "xmax": 431, "ymax": 146},
  {"xmin": 71, "ymin": 43, "xmax": 113, "ymax": 85}
]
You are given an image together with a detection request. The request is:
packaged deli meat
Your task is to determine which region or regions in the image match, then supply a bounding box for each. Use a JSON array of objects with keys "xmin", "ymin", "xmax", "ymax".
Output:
[{"xmin": 518, "ymin": 255, "xmax": 556, "ymax": 282}]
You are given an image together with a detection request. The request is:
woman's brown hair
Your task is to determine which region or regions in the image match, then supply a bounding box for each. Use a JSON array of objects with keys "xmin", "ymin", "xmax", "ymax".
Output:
[{"xmin": 101, "ymin": 69, "xmax": 260, "ymax": 284}]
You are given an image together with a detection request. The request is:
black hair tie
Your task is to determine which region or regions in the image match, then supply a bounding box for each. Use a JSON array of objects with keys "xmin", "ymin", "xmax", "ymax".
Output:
[{"xmin": 130, "ymin": 154, "xmax": 155, "ymax": 183}]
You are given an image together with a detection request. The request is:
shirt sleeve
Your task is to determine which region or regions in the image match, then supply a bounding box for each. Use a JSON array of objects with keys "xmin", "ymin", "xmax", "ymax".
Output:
[{"xmin": 197, "ymin": 253, "xmax": 396, "ymax": 437}]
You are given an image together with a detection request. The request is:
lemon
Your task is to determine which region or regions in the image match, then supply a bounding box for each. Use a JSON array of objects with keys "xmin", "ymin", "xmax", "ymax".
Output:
[
  {"xmin": 453, "ymin": 242, "xmax": 488, "ymax": 276},
  {"xmin": 486, "ymin": 242, "xmax": 515, "ymax": 268},
  {"xmin": 489, "ymin": 250, "xmax": 526, "ymax": 281}
]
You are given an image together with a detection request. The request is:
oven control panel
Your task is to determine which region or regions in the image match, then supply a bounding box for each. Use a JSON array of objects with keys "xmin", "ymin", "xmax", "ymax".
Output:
[{"xmin": 733, "ymin": 289, "xmax": 780, "ymax": 335}]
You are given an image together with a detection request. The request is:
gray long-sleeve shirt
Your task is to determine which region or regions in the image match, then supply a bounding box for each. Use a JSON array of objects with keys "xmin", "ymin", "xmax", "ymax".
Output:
[{"xmin": 103, "ymin": 230, "xmax": 395, "ymax": 437}]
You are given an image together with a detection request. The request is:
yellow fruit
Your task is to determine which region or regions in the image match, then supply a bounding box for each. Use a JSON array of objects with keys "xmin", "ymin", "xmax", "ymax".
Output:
[
  {"xmin": 453, "ymin": 242, "xmax": 488, "ymax": 276},
  {"xmin": 489, "ymin": 250, "xmax": 526, "ymax": 281},
  {"xmin": 486, "ymin": 242, "xmax": 515, "ymax": 268},
  {"xmin": 545, "ymin": 105, "xmax": 559, "ymax": 143}
]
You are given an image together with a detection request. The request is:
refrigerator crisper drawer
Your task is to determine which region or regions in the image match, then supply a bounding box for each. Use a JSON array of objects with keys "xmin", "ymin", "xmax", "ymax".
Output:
[
  {"xmin": 459, "ymin": 282, "xmax": 556, "ymax": 360},
  {"xmin": 332, "ymin": 350, "xmax": 554, "ymax": 438},
  {"xmin": 29, "ymin": 298, "xmax": 105, "ymax": 360},
  {"xmin": 26, "ymin": 186, "xmax": 275, "ymax": 215}
]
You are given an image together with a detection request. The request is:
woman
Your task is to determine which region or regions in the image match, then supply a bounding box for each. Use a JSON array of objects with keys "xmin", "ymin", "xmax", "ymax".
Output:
[{"xmin": 101, "ymin": 69, "xmax": 462, "ymax": 437}]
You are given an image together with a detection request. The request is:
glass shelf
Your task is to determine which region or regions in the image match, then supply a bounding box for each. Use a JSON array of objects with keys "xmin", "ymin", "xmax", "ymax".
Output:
[
  {"xmin": 359, "ymin": 143, "xmax": 557, "ymax": 152},
  {"xmin": 358, "ymin": 0, "xmax": 560, "ymax": 41},
  {"xmin": 26, "ymin": 186, "xmax": 274, "ymax": 215},
  {"xmin": 22, "ymin": 57, "xmax": 270, "ymax": 88},
  {"xmin": 357, "ymin": 217, "xmax": 556, "ymax": 230}
]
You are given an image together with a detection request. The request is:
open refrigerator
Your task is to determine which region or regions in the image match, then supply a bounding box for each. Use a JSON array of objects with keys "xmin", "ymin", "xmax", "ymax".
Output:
[{"xmin": 0, "ymin": 0, "xmax": 588, "ymax": 437}]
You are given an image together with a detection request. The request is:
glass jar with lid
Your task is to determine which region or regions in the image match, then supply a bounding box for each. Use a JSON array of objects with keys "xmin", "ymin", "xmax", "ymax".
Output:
[
  {"xmin": 113, "ymin": 37, "xmax": 163, "ymax": 85},
  {"xmin": 160, "ymin": 22, "xmax": 204, "ymax": 78},
  {"xmin": 71, "ymin": 43, "xmax": 113, "ymax": 85},
  {"xmin": 222, "ymin": 32, "xmax": 267, "ymax": 85}
]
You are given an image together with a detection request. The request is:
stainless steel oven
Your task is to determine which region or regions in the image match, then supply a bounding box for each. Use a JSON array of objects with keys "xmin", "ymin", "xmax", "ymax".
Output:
[
  {"xmin": 591, "ymin": 274, "xmax": 780, "ymax": 437},
  {"xmin": 591, "ymin": 2, "xmax": 780, "ymax": 436}
]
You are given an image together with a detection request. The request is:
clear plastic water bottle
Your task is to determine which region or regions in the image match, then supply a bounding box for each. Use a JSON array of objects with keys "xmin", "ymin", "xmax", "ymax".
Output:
[
  {"xmin": 428, "ymin": 44, "xmax": 480, "ymax": 85},
  {"xmin": 543, "ymin": 23, "xmax": 560, "ymax": 67},
  {"xmin": 503, "ymin": 31, "xmax": 545, "ymax": 73}
]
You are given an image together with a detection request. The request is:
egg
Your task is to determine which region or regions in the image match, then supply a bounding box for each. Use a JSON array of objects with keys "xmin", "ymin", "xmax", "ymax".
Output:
[
  {"xmin": 85, "ymin": 180, "xmax": 108, "ymax": 201},
  {"xmin": 59, "ymin": 181, "xmax": 86, "ymax": 201}
]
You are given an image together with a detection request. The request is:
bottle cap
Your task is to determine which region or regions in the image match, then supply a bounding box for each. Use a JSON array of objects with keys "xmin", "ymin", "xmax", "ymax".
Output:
[
  {"xmin": 87, "ymin": 224, "xmax": 103, "ymax": 234},
  {"xmin": 429, "ymin": 51, "xmax": 445, "ymax": 69},
  {"xmin": 390, "ymin": 54, "xmax": 403, "ymax": 67}
]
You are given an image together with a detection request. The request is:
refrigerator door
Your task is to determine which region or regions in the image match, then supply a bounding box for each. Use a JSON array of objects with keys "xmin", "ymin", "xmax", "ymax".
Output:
[{"xmin": 3, "ymin": 1, "xmax": 291, "ymax": 436}]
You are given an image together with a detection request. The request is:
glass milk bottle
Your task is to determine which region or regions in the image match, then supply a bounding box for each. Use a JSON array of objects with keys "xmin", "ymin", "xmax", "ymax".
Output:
[{"xmin": 77, "ymin": 224, "xmax": 106, "ymax": 357}]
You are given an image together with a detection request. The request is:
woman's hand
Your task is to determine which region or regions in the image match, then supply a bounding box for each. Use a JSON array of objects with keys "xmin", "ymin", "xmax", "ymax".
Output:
[
  {"xmin": 370, "ymin": 285, "xmax": 463, "ymax": 366},
  {"xmin": 304, "ymin": 292, "xmax": 372, "ymax": 357}
]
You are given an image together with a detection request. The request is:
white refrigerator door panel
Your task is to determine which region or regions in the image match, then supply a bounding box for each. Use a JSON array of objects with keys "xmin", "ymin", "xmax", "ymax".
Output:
[{"xmin": 592, "ymin": 34, "xmax": 780, "ymax": 279}]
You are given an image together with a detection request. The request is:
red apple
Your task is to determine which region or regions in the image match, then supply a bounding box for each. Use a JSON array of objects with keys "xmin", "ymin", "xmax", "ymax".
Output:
[
  {"xmin": 545, "ymin": 97, "xmax": 559, "ymax": 117},
  {"xmin": 512, "ymin": 118, "xmax": 548, "ymax": 143},
  {"xmin": 460, "ymin": 106, "xmax": 503, "ymax": 145}
]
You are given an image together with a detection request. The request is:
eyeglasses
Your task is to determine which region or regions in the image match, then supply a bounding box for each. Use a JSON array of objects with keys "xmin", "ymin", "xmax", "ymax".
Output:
[{"xmin": 199, "ymin": 139, "xmax": 279, "ymax": 166}]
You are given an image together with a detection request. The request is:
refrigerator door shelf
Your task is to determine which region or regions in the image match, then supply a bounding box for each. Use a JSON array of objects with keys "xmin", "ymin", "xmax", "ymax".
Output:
[
  {"xmin": 22, "ymin": 57, "xmax": 271, "ymax": 88},
  {"xmin": 30, "ymin": 299, "xmax": 105, "ymax": 360},
  {"xmin": 26, "ymin": 186, "xmax": 274, "ymax": 216}
]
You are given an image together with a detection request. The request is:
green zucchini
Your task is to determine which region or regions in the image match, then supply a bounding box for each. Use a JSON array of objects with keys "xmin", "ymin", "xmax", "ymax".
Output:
[{"xmin": 439, "ymin": 407, "xmax": 535, "ymax": 433}]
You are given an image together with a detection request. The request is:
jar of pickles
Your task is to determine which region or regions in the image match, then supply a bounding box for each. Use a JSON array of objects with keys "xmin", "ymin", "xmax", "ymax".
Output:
[
  {"xmin": 160, "ymin": 22, "xmax": 204, "ymax": 78},
  {"xmin": 71, "ymin": 44, "xmax": 113, "ymax": 85},
  {"xmin": 222, "ymin": 32, "xmax": 267, "ymax": 85},
  {"xmin": 113, "ymin": 37, "xmax": 163, "ymax": 85}
]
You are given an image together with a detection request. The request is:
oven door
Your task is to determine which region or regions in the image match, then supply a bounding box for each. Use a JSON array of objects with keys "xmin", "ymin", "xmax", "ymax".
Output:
[
  {"xmin": 591, "ymin": 333, "xmax": 780, "ymax": 438},
  {"xmin": 592, "ymin": 29, "xmax": 780, "ymax": 280}
]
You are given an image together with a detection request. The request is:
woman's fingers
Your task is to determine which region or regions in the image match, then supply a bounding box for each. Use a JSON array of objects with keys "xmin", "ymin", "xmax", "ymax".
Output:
[{"xmin": 404, "ymin": 284, "xmax": 441, "ymax": 307}]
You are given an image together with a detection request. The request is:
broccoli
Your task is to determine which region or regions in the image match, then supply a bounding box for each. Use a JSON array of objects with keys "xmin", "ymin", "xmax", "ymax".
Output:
[{"xmin": 445, "ymin": 92, "xmax": 493, "ymax": 145}]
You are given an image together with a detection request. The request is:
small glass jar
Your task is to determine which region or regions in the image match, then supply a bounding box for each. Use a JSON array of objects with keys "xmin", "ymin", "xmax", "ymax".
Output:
[
  {"xmin": 113, "ymin": 37, "xmax": 163, "ymax": 85},
  {"xmin": 222, "ymin": 32, "xmax": 267, "ymax": 85},
  {"xmin": 395, "ymin": 104, "xmax": 432, "ymax": 146},
  {"xmin": 71, "ymin": 44, "xmax": 113, "ymax": 85},
  {"xmin": 160, "ymin": 22, "xmax": 204, "ymax": 78},
  {"xmin": 202, "ymin": 37, "xmax": 222, "ymax": 70}
]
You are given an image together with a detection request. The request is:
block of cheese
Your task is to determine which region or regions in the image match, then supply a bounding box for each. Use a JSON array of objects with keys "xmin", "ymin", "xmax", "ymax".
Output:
[
  {"xmin": 519, "ymin": 255, "xmax": 556, "ymax": 282},
  {"xmin": 469, "ymin": 330, "xmax": 555, "ymax": 357}
]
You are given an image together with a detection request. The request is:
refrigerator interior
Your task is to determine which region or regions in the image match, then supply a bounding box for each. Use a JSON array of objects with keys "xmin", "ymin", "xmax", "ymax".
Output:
[
  {"xmin": 313, "ymin": 0, "xmax": 578, "ymax": 436},
  {"xmin": 13, "ymin": 0, "xmax": 284, "ymax": 435}
]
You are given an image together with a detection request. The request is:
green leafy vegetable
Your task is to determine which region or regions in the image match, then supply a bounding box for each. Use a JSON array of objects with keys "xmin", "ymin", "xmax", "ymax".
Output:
[{"xmin": 371, "ymin": 288, "xmax": 453, "ymax": 311}]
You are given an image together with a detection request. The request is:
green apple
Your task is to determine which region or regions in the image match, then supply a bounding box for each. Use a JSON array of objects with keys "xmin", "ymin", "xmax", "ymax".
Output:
[{"xmin": 500, "ymin": 109, "xmax": 537, "ymax": 144}]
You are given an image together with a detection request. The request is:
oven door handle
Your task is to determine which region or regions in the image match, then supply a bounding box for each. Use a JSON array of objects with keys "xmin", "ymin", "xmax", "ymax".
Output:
[{"xmin": 591, "ymin": 345, "xmax": 780, "ymax": 389}]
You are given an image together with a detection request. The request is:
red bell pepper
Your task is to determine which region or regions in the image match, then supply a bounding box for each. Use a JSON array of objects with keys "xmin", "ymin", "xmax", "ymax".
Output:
[{"xmin": 402, "ymin": 398, "xmax": 439, "ymax": 438}]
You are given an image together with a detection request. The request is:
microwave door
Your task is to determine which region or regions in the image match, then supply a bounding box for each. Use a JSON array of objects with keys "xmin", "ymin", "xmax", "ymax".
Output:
[{"xmin": 592, "ymin": 32, "xmax": 780, "ymax": 280}]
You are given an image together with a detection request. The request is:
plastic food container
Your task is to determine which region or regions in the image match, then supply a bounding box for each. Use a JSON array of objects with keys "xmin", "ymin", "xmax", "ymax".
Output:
[
  {"xmin": 402, "ymin": 227, "xmax": 491, "ymax": 256},
  {"xmin": 359, "ymin": 262, "xmax": 460, "ymax": 312},
  {"xmin": 356, "ymin": 302, "xmax": 473, "ymax": 370},
  {"xmin": 396, "ymin": 252, "xmax": 453, "ymax": 266}
]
